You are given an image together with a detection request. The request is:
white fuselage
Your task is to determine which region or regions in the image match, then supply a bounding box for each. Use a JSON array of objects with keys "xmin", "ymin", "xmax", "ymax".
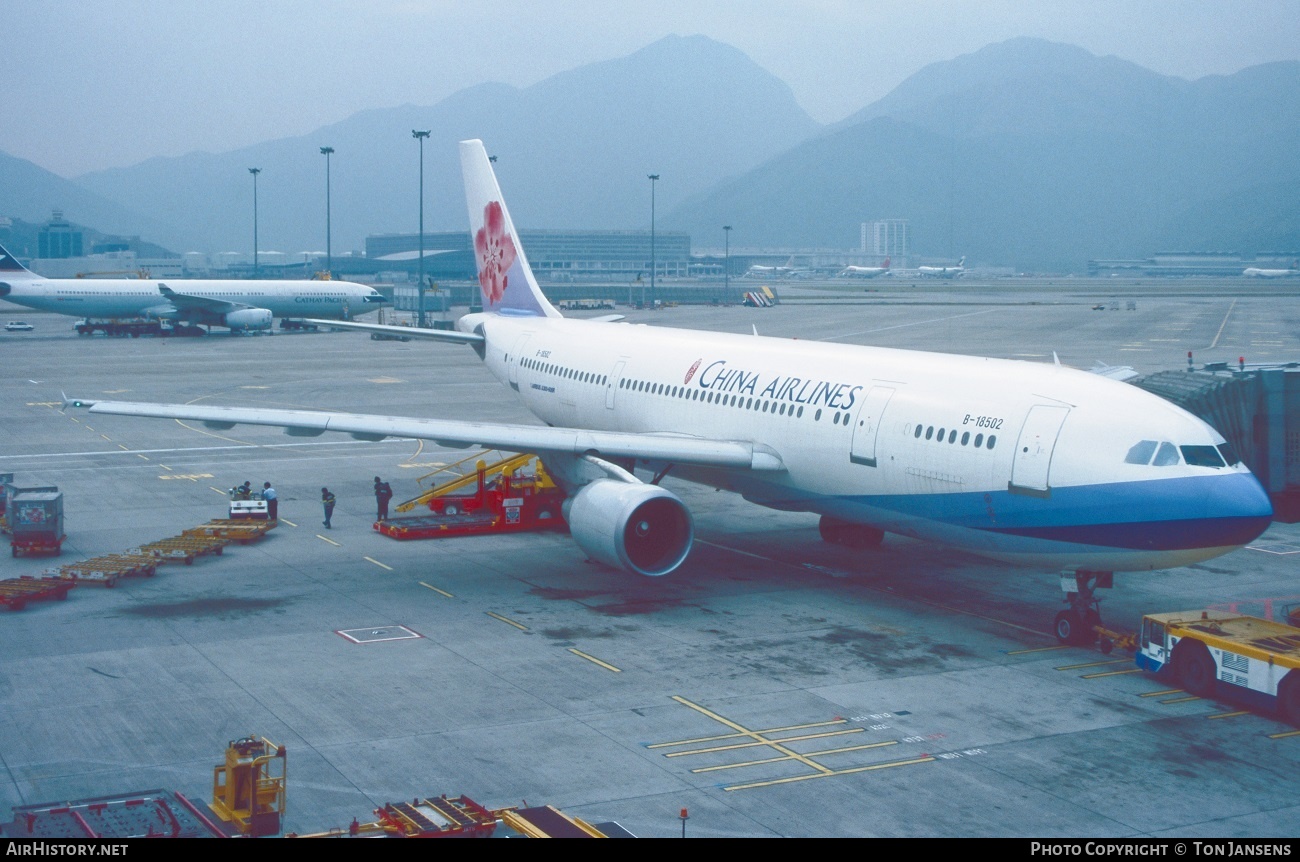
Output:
[
  {"xmin": 462, "ymin": 313, "xmax": 1273, "ymax": 574},
  {"xmin": 0, "ymin": 276, "xmax": 385, "ymax": 322}
]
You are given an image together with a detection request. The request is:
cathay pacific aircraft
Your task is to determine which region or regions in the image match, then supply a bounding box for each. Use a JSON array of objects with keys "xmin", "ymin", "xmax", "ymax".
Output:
[
  {"xmin": 0, "ymin": 248, "xmax": 386, "ymax": 332},
  {"xmin": 65, "ymin": 139, "xmax": 1273, "ymax": 645}
]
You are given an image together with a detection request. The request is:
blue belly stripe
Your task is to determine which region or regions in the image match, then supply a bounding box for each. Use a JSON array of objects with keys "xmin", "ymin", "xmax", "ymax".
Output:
[{"xmin": 758, "ymin": 472, "xmax": 1273, "ymax": 552}]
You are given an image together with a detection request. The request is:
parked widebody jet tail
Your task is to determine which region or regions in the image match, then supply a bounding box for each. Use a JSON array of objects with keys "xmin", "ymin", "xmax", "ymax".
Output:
[
  {"xmin": 65, "ymin": 139, "xmax": 1274, "ymax": 645},
  {"xmin": 0, "ymin": 244, "xmax": 386, "ymax": 332}
]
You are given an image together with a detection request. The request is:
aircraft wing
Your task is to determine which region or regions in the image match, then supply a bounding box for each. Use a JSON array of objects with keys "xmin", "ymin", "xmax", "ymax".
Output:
[
  {"xmin": 157, "ymin": 284, "xmax": 249, "ymax": 314},
  {"xmin": 62, "ymin": 397, "xmax": 786, "ymax": 471},
  {"xmin": 303, "ymin": 318, "xmax": 484, "ymax": 345}
]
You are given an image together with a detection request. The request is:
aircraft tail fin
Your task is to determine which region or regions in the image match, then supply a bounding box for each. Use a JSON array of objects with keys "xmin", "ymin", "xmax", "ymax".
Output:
[
  {"xmin": 0, "ymin": 243, "xmax": 39, "ymax": 278},
  {"xmin": 459, "ymin": 140, "xmax": 560, "ymax": 318},
  {"xmin": 958, "ymin": 256, "xmax": 966, "ymax": 267},
  {"xmin": 882, "ymin": 257, "xmax": 890, "ymax": 269}
]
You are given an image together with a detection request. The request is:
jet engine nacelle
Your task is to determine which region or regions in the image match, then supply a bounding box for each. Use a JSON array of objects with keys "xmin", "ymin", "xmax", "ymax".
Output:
[
  {"xmin": 224, "ymin": 308, "xmax": 273, "ymax": 331},
  {"xmin": 564, "ymin": 479, "xmax": 694, "ymax": 576}
]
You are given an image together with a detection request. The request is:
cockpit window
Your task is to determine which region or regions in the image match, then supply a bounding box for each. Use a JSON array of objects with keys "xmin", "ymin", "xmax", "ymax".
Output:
[
  {"xmin": 1125, "ymin": 440, "xmax": 1158, "ymax": 465},
  {"xmin": 1218, "ymin": 442, "xmax": 1242, "ymax": 466},
  {"xmin": 1152, "ymin": 441, "xmax": 1181, "ymax": 466},
  {"xmin": 1181, "ymin": 445, "xmax": 1226, "ymax": 468}
]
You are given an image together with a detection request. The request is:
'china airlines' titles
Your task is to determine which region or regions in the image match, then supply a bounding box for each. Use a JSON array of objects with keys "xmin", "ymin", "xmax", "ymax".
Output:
[{"xmin": 696, "ymin": 359, "xmax": 864, "ymax": 410}]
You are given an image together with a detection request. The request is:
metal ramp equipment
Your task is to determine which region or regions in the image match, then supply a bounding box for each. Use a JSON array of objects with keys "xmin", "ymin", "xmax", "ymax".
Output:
[
  {"xmin": 377, "ymin": 450, "xmax": 566, "ymax": 540},
  {"xmin": 1, "ymin": 790, "xmax": 226, "ymax": 838}
]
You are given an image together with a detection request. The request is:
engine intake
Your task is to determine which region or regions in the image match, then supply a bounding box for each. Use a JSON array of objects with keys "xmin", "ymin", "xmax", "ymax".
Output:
[{"xmin": 564, "ymin": 479, "xmax": 693, "ymax": 576}]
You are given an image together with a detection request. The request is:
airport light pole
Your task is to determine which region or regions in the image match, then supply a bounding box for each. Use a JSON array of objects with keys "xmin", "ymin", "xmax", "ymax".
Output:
[
  {"xmin": 648, "ymin": 174, "xmax": 659, "ymax": 307},
  {"xmin": 320, "ymin": 147, "xmax": 333, "ymax": 277},
  {"xmin": 248, "ymin": 167, "xmax": 261, "ymax": 276},
  {"xmin": 413, "ymin": 130, "xmax": 430, "ymax": 327},
  {"xmin": 723, "ymin": 225, "xmax": 732, "ymax": 303}
]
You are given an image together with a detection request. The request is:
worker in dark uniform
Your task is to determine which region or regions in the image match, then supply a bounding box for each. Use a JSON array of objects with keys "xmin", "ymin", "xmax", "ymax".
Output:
[
  {"xmin": 321, "ymin": 487, "xmax": 336, "ymax": 529},
  {"xmin": 373, "ymin": 476, "xmax": 393, "ymax": 521}
]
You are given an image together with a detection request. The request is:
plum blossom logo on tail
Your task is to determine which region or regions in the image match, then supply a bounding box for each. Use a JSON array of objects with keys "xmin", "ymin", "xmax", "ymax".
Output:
[{"xmin": 474, "ymin": 201, "xmax": 516, "ymax": 306}]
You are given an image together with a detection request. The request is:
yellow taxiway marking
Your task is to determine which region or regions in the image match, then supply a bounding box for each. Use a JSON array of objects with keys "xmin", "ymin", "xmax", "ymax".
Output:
[
  {"xmin": 1267, "ymin": 728, "xmax": 1300, "ymax": 739},
  {"xmin": 1139, "ymin": 688, "xmax": 1184, "ymax": 698},
  {"xmin": 136, "ymin": 454, "xmax": 149, "ymax": 460},
  {"xmin": 664, "ymin": 728, "xmax": 864, "ymax": 758},
  {"xmin": 210, "ymin": 487, "xmax": 226, "ymax": 495},
  {"xmin": 646, "ymin": 719, "xmax": 850, "ymax": 749},
  {"xmin": 1007, "ymin": 645, "xmax": 1070, "ymax": 655},
  {"xmin": 316, "ymin": 534, "xmax": 340, "ymax": 546},
  {"xmin": 419, "ymin": 582, "xmax": 454, "ymax": 598},
  {"xmin": 118, "ymin": 445, "xmax": 129, "ymax": 451},
  {"xmin": 367, "ymin": 377, "xmax": 405, "ymax": 384},
  {"xmin": 691, "ymin": 740, "xmax": 899, "ymax": 774},
  {"xmin": 1081, "ymin": 668, "xmax": 1143, "ymax": 679},
  {"xmin": 239, "ymin": 385, "xmax": 270, "ymax": 389},
  {"xmin": 1207, "ymin": 711, "xmax": 1250, "ymax": 720},
  {"xmin": 1161, "ymin": 695, "xmax": 1201, "ymax": 704},
  {"xmin": 486, "ymin": 611, "xmax": 527, "ymax": 631},
  {"xmin": 84, "ymin": 426, "xmax": 94, "ymax": 432},
  {"xmin": 1056, "ymin": 659, "xmax": 1129, "ymax": 670},
  {"xmin": 364, "ymin": 557, "xmax": 392, "ymax": 571},
  {"xmin": 279, "ymin": 519, "xmax": 297, "ymax": 527},
  {"xmin": 671, "ymin": 696, "xmax": 834, "ymax": 777},
  {"xmin": 569, "ymin": 649, "xmax": 621, "ymax": 672},
  {"xmin": 99, "ymin": 434, "xmax": 112, "ymax": 441},
  {"xmin": 1207, "ymin": 298, "xmax": 1237, "ymax": 350},
  {"xmin": 159, "ymin": 464, "xmax": 171, "ymax": 470},
  {"xmin": 724, "ymin": 756, "xmax": 935, "ymax": 791}
]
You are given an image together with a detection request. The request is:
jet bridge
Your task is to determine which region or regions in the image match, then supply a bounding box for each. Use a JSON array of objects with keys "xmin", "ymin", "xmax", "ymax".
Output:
[{"xmin": 1133, "ymin": 363, "xmax": 1300, "ymax": 521}]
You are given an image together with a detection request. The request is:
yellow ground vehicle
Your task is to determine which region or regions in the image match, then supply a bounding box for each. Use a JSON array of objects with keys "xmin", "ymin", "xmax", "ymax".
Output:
[{"xmin": 1135, "ymin": 609, "xmax": 1300, "ymax": 725}]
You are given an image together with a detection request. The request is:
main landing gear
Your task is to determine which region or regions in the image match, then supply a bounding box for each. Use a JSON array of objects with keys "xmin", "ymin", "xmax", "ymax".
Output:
[
  {"xmin": 1054, "ymin": 570, "xmax": 1113, "ymax": 646},
  {"xmin": 818, "ymin": 515, "xmax": 885, "ymax": 549}
]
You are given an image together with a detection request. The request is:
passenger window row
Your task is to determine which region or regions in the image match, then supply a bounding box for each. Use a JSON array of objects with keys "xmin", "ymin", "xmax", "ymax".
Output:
[
  {"xmin": 522, "ymin": 357, "xmax": 607, "ymax": 386},
  {"xmin": 912, "ymin": 424, "xmax": 997, "ymax": 450}
]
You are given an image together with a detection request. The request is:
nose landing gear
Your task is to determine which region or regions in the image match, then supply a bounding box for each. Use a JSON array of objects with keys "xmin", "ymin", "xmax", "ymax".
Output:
[{"xmin": 1054, "ymin": 571, "xmax": 1112, "ymax": 646}]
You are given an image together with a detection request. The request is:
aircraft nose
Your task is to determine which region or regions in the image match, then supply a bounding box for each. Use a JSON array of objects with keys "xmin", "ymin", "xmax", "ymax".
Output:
[{"xmin": 1201, "ymin": 471, "xmax": 1274, "ymax": 548}]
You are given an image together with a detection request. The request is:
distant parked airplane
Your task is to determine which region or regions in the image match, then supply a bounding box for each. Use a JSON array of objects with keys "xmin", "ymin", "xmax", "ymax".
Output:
[
  {"xmin": 0, "ymin": 245, "xmax": 386, "ymax": 333},
  {"xmin": 1242, "ymin": 261, "xmax": 1299, "ymax": 278},
  {"xmin": 838, "ymin": 258, "xmax": 891, "ymax": 278},
  {"xmin": 917, "ymin": 256, "xmax": 965, "ymax": 278}
]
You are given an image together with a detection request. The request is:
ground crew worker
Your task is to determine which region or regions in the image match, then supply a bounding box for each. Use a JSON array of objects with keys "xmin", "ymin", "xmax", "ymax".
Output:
[
  {"xmin": 262, "ymin": 482, "xmax": 278, "ymax": 521},
  {"xmin": 321, "ymin": 487, "xmax": 336, "ymax": 529},
  {"xmin": 374, "ymin": 476, "xmax": 393, "ymax": 520}
]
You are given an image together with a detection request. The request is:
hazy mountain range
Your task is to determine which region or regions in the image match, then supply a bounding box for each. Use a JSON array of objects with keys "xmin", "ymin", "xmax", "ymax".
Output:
[{"xmin": 2, "ymin": 35, "xmax": 1297, "ymax": 272}]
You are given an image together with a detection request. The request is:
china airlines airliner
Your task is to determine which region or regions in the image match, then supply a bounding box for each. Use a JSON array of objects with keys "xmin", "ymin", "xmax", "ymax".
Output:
[{"xmin": 66, "ymin": 139, "xmax": 1273, "ymax": 645}]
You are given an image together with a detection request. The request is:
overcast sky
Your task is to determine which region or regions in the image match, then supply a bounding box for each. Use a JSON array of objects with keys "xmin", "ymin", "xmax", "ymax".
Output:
[{"xmin": 7, "ymin": 1, "xmax": 1297, "ymax": 178}]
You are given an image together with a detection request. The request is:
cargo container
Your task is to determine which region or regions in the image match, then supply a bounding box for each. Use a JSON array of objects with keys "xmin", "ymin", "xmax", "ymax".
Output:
[{"xmin": 9, "ymin": 489, "xmax": 64, "ymax": 557}]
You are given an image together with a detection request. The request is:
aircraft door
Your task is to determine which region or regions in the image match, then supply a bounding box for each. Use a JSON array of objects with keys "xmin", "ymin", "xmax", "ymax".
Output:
[
  {"xmin": 508, "ymin": 333, "xmax": 531, "ymax": 387},
  {"xmin": 606, "ymin": 358, "xmax": 628, "ymax": 409},
  {"xmin": 850, "ymin": 386, "xmax": 895, "ymax": 467},
  {"xmin": 1009, "ymin": 405, "xmax": 1070, "ymax": 496}
]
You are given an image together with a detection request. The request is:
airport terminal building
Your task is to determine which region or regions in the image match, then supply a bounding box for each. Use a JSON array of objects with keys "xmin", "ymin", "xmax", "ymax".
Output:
[{"xmin": 365, "ymin": 230, "xmax": 692, "ymax": 282}]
